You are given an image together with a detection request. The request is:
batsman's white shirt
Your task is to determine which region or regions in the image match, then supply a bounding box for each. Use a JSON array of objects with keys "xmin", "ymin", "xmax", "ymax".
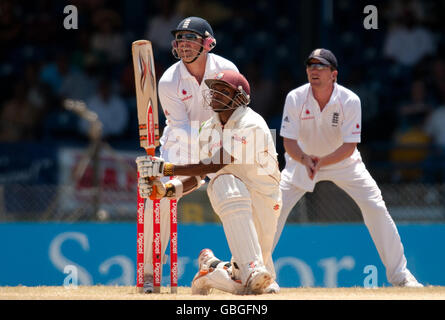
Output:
[
  {"xmin": 280, "ymin": 83, "xmax": 362, "ymax": 191},
  {"xmin": 200, "ymin": 106, "xmax": 282, "ymax": 279},
  {"xmin": 199, "ymin": 106, "xmax": 281, "ymax": 198},
  {"xmin": 158, "ymin": 53, "xmax": 238, "ymax": 163}
]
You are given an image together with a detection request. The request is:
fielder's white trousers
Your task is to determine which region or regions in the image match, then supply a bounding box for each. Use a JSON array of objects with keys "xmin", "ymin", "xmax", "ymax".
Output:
[{"xmin": 273, "ymin": 160, "xmax": 414, "ymax": 286}]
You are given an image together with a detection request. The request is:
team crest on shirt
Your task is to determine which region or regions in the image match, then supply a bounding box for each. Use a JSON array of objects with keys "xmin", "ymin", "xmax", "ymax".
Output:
[
  {"xmin": 301, "ymin": 109, "xmax": 315, "ymax": 120},
  {"xmin": 352, "ymin": 123, "xmax": 361, "ymax": 134},
  {"xmin": 332, "ymin": 112, "xmax": 339, "ymax": 127},
  {"xmin": 181, "ymin": 88, "xmax": 193, "ymax": 101}
]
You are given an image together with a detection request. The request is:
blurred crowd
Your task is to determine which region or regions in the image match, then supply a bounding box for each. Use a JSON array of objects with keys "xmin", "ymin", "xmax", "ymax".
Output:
[{"xmin": 1, "ymin": 0, "xmax": 445, "ymax": 182}]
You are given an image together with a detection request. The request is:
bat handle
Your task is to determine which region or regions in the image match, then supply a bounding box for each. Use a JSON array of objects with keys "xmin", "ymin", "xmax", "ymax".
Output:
[
  {"xmin": 149, "ymin": 177, "xmax": 158, "ymax": 201},
  {"xmin": 145, "ymin": 148, "xmax": 159, "ymax": 200}
]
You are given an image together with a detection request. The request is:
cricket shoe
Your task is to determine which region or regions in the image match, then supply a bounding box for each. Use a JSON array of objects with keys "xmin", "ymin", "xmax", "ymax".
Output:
[
  {"xmin": 197, "ymin": 248, "xmax": 219, "ymax": 269},
  {"xmin": 191, "ymin": 249, "xmax": 218, "ymax": 295},
  {"xmin": 191, "ymin": 264, "xmax": 212, "ymax": 295},
  {"xmin": 397, "ymin": 274, "xmax": 424, "ymax": 288},
  {"xmin": 143, "ymin": 274, "xmax": 154, "ymax": 293},
  {"xmin": 192, "ymin": 265, "xmax": 245, "ymax": 295},
  {"xmin": 192, "ymin": 249, "xmax": 244, "ymax": 295},
  {"xmin": 264, "ymin": 281, "xmax": 280, "ymax": 294},
  {"xmin": 245, "ymin": 266, "xmax": 273, "ymax": 294}
]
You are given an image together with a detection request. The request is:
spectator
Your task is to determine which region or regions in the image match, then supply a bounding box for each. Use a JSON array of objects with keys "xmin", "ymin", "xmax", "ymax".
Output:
[
  {"xmin": 24, "ymin": 62, "xmax": 50, "ymax": 112},
  {"xmin": 397, "ymin": 79, "xmax": 433, "ymax": 118},
  {"xmin": 176, "ymin": 0, "xmax": 232, "ymax": 27},
  {"xmin": 90, "ymin": 9, "xmax": 126, "ymax": 65},
  {"xmin": 145, "ymin": 0, "xmax": 183, "ymax": 54},
  {"xmin": 390, "ymin": 111, "xmax": 431, "ymax": 183},
  {"xmin": 423, "ymin": 83, "xmax": 445, "ymax": 182},
  {"xmin": 0, "ymin": 0, "xmax": 22, "ymax": 52},
  {"xmin": 424, "ymin": 82, "xmax": 445, "ymax": 149},
  {"xmin": 79, "ymin": 78, "xmax": 128, "ymax": 140},
  {"xmin": 39, "ymin": 53, "xmax": 72, "ymax": 96},
  {"xmin": 428, "ymin": 57, "xmax": 445, "ymax": 104},
  {"xmin": 383, "ymin": 9, "xmax": 436, "ymax": 68},
  {"xmin": 0, "ymin": 82, "xmax": 40, "ymax": 142},
  {"xmin": 243, "ymin": 60, "xmax": 275, "ymax": 120},
  {"xmin": 390, "ymin": 79, "xmax": 432, "ymax": 182},
  {"xmin": 59, "ymin": 62, "xmax": 98, "ymax": 102}
]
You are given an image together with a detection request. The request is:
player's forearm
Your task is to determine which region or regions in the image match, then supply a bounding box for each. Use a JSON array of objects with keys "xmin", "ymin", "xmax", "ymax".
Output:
[
  {"xmin": 283, "ymin": 137, "xmax": 308, "ymax": 164},
  {"xmin": 318, "ymin": 143, "xmax": 357, "ymax": 167},
  {"xmin": 178, "ymin": 176, "xmax": 201, "ymax": 194},
  {"xmin": 163, "ymin": 148, "xmax": 232, "ymax": 177},
  {"xmin": 166, "ymin": 162, "xmax": 227, "ymax": 177}
]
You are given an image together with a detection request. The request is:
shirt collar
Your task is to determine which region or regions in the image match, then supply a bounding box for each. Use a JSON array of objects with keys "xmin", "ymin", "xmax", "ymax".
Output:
[
  {"xmin": 211, "ymin": 106, "xmax": 249, "ymax": 128},
  {"xmin": 179, "ymin": 60, "xmax": 194, "ymax": 79},
  {"xmin": 178, "ymin": 53, "xmax": 213, "ymax": 80},
  {"xmin": 308, "ymin": 83, "xmax": 338, "ymax": 109}
]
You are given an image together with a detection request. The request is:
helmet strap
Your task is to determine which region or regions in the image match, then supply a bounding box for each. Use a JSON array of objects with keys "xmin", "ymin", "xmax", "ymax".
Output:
[{"xmin": 183, "ymin": 46, "xmax": 204, "ymax": 64}]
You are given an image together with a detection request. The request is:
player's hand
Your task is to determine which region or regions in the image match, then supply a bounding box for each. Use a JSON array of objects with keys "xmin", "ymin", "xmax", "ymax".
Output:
[
  {"xmin": 136, "ymin": 155, "xmax": 165, "ymax": 178},
  {"xmin": 312, "ymin": 156, "xmax": 323, "ymax": 176},
  {"xmin": 138, "ymin": 177, "xmax": 166, "ymax": 199},
  {"xmin": 302, "ymin": 154, "xmax": 317, "ymax": 180}
]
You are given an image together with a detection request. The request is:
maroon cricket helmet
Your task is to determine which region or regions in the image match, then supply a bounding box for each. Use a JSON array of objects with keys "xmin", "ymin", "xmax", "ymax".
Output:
[{"xmin": 204, "ymin": 70, "xmax": 251, "ymax": 96}]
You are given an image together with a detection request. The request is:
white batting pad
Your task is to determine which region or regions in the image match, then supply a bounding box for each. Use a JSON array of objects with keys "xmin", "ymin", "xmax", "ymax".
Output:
[{"xmin": 207, "ymin": 174, "xmax": 264, "ymax": 284}]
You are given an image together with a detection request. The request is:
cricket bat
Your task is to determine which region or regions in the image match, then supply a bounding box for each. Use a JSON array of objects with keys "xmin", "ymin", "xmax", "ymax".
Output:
[{"xmin": 131, "ymin": 40, "xmax": 162, "ymax": 293}]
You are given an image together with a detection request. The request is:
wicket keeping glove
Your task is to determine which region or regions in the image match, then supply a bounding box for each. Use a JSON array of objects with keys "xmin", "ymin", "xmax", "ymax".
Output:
[{"xmin": 136, "ymin": 155, "xmax": 165, "ymax": 178}]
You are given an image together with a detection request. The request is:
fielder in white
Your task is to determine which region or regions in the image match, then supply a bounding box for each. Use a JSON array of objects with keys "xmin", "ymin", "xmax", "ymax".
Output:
[
  {"xmin": 139, "ymin": 17, "xmax": 238, "ymax": 293},
  {"xmin": 137, "ymin": 70, "xmax": 282, "ymax": 294},
  {"xmin": 273, "ymin": 48, "xmax": 422, "ymax": 287}
]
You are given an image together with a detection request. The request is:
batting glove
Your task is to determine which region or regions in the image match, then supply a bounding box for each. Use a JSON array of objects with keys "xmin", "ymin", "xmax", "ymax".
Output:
[
  {"xmin": 136, "ymin": 155, "xmax": 165, "ymax": 178},
  {"xmin": 138, "ymin": 177, "xmax": 166, "ymax": 199}
]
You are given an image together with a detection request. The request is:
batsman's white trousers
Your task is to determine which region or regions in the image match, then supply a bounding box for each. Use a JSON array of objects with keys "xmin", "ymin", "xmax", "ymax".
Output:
[
  {"xmin": 207, "ymin": 174, "xmax": 281, "ymax": 281},
  {"xmin": 273, "ymin": 160, "xmax": 414, "ymax": 286}
]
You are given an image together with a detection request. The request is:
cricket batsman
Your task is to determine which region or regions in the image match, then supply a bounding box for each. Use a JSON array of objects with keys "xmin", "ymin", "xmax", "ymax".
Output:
[{"xmin": 137, "ymin": 70, "xmax": 282, "ymax": 294}]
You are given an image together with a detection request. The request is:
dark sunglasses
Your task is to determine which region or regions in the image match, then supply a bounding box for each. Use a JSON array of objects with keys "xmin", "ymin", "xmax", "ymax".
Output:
[
  {"xmin": 175, "ymin": 33, "xmax": 202, "ymax": 41},
  {"xmin": 306, "ymin": 63, "xmax": 330, "ymax": 70}
]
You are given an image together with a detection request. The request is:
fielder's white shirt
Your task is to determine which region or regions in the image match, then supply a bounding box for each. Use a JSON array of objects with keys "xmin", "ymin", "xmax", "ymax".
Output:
[
  {"xmin": 158, "ymin": 53, "xmax": 238, "ymax": 163},
  {"xmin": 199, "ymin": 106, "xmax": 281, "ymax": 198},
  {"xmin": 280, "ymin": 83, "xmax": 363, "ymax": 191}
]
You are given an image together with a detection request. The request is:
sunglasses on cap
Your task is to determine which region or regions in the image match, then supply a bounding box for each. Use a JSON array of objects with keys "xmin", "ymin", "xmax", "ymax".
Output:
[
  {"xmin": 306, "ymin": 63, "xmax": 330, "ymax": 70},
  {"xmin": 175, "ymin": 33, "xmax": 203, "ymax": 41}
]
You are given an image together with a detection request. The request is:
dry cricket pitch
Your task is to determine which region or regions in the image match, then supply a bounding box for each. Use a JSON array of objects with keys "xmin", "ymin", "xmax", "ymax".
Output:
[{"xmin": 0, "ymin": 286, "xmax": 444, "ymax": 300}]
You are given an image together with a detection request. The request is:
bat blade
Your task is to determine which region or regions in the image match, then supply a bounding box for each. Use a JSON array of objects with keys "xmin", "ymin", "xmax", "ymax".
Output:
[
  {"xmin": 132, "ymin": 40, "xmax": 160, "ymax": 153},
  {"xmin": 132, "ymin": 40, "xmax": 161, "ymax": 292}
]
